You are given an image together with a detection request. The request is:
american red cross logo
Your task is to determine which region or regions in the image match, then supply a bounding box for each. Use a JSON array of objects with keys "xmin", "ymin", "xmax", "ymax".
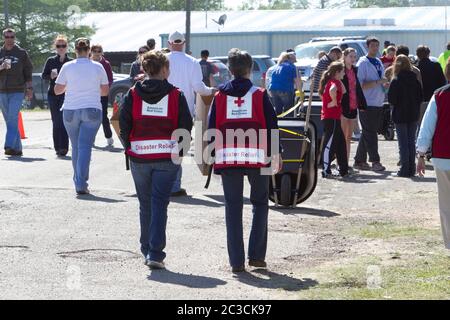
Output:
[{"xmin": 234, "ymin": 97, "xmax": 245, "ymax": 107}]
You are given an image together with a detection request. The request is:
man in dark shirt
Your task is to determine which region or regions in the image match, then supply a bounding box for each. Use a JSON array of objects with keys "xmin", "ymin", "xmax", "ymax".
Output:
[
  {"xmin": 199, "ymin": 50, "xmax": 215, "ymax": 87},
  {"xmin": 416, "ymin": 45, "xmax": 447, "ymax": 128},
  {"xmin": 0, "ymin": 28, "xmax": 33, "ymax": 156}
]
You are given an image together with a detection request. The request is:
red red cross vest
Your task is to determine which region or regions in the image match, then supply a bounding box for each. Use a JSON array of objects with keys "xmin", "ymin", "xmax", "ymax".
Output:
[
  {"xmin": 214, "ymin": 86, "xmax": 268, "ymax": 169},
  {"xmin": 432, "ymin": 85, "xmax": 450, "ymax": 159},
  {"xmin": 126, "ymin": 87, "xmax": 180, "ymax": 160}
]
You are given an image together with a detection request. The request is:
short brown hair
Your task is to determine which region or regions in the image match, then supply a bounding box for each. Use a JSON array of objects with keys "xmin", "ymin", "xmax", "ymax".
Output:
[
  {"xmin": 416, "ymin": 45, "xmax": 430, "ymax": 60},
  {"xmin": 141, "ymin": 50, "xmax": 170, "ymax": 76},
  {"xmin": 386, "ymin": 45, "xmax": 396, "ymax": 54},
  {"xmin": 228, "ymin": 48, "xmax": 253, "ymax": 78},
  {"xmin": 91, "ymin": 44, "xmax": 103, "ymax": 52}
]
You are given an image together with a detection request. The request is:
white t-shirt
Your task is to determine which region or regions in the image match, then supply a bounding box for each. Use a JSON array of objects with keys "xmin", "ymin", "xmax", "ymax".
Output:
[
  {"xmin": 55, "ymin": 58, "xmax": 109, "ymax": 110},
  {"xmin": 167, "ymin": 51, "xmax": 212, "ymax": 116}
]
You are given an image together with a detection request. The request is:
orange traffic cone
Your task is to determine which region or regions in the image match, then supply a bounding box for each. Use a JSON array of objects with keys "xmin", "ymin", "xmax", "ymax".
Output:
[{"xmin": 18, "ymin": 111, "xmax": 27, "ymax": 139}]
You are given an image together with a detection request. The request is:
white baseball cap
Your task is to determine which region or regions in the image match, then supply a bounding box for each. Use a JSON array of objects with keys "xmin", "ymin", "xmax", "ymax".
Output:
[{"xmin": 169, "ymin": 31, "xmax": 185, "ymax": 43}]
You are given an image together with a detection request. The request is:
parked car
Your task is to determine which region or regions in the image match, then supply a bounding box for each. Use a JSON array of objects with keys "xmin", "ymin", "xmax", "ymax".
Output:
[
  {"xmin": 294, "ymin": 36, "xmax": 376, "ymax": 94},
  {"xmin": 209, "ymin": 55, "xmax": 275, "ymax": 87},
  {"xmin": 110, "ymin": 60, "xmax": 231, "ymax": 104},
  {"xmin": 28, "ymin": 73, "xmax": 49, "ymax": 108},
  {"xmin": 207, "ymin": 60, "xmax": 232, "ymax": 87},
  {"xmin": 109, "ymin": 73, "xmax": 132, "ymax": 105}
]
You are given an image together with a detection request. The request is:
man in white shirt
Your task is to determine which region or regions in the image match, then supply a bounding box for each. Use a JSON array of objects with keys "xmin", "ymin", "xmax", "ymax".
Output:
[{"xmin": 166, "ymin": 31, "xmax": 216, "ymax": 196}]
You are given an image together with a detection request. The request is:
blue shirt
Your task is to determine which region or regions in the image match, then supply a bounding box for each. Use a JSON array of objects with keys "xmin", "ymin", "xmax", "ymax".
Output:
[
  {"xmin": 417, "ymin": 96, "xmax": 450, "ymax": 171},
  {"xmin": 268, "ymin": 62, "xmax": 297, "ymax": 93},
  {"xmin": 366, "ymin": 55, "xmax": 383, "ymax": 78}
]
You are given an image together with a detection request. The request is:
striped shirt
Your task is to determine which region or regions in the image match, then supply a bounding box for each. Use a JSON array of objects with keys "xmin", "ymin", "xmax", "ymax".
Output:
[{"xmin": 312, "ymin": 55, "xmax": 332, "ymax": 92}]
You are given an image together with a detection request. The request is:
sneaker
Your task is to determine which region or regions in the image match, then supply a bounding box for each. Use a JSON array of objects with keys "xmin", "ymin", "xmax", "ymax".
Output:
[
  {"xmin": 231, "ymin": 265, "xmax": 245, "ymax": 273},
  {"xmin": 107, "ymin": 138, "xmax": 114, "ymax": 147},
  {"xmin": 171, "ymin": 188, "xmax": 187, "ymax": 197},
  {"xmin": 249, "ymin": 260, "xmax": 267, "ymax": 268},
  {"xmin": 146, "ymin": 260, "xmax": 165, "ymax": 270},
  {"xmin": 322, "ymin": 170, "xmax": 340, "ymax": 179},
  {"xmin": 76, "ymin": 189, "xmax": 90, "ymax": 195},
  {"xmin": 372, "ymin": 162, "xmax": 386, "ymax": 172},
  {"xmin": 353, "ymin": 161, "xmax": 371, "ymax": 171}
]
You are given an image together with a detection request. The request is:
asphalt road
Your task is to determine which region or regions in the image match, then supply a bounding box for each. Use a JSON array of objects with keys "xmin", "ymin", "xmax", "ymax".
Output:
[{"xmin": 0, "ymin": 111, "xmax": 442, "ymax": 299}]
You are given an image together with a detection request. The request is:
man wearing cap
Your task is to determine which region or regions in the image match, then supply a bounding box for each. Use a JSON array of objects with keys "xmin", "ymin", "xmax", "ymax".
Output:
[
  {"xmin": 311, "ymin": 46, "xmax": 342, "ymax": 92},
  {"xmin": 166, "ymin": 31, "xmax": 216, "ymax": 197}
]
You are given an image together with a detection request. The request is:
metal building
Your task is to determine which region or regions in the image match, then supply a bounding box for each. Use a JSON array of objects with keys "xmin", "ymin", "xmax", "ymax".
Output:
[{"xmin": 80, "ymin": 7, "xmax": 450, "ymax": 71}]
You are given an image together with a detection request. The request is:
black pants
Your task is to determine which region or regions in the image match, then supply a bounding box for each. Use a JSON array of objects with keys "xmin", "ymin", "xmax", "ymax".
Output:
[
  {"xmin": 48, "ymin": 94, "xmax": 69, "ymax": 152},
  {"xmin": 101, "ymin": 96, "xmax": 113, "ymax": 139},
  {"xmin": 354, "ymin": 107, "xmax": 383, "ymax": 163},
  {"xmin": 321, "ymin": 119, "xmax": 348, "ymax": 176}
]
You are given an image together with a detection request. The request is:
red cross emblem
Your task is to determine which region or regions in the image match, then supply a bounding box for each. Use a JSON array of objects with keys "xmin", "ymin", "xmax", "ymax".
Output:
[{"xmin": 234, "ymin": 97, "xmax": 245, "ymax": 107}]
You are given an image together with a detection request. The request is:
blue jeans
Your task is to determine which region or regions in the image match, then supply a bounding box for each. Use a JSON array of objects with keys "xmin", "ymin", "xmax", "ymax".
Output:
[
  {"xmin": 221, "ymin": 169, "xmax": 269, "ymax": 268},
  {"xmin": 131, "ymin": 160, "xmax": 180, "ymax": 262},
  {"xmin": 63, "ymin": 108, "xmax": 102, "ymax": 191},
  {"xmin": 48, "ymin": 94, "xmax": 69, "ymax": 152},
  {"xmin": 171, "ymin": 165, "xmax": 182, "ymax": 193},
  {"xmin": 0, "ymin": 92, "xmax": 25, "ymax": 151},
  {"xmin": 269, "ymin": 90, "xmax": 294, "ymax": 115},
  {"xmin": 395, "ymin": 122, "xmax": 417, "ymax": 176}
]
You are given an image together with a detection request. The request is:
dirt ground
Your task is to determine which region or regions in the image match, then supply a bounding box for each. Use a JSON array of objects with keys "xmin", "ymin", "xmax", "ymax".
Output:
[{"xmin": 0, "ymin": 110, "xmax": 448, "ymax": 300}]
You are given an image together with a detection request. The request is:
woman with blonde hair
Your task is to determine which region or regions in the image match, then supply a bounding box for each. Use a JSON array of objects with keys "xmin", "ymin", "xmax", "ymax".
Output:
[
  {"xmin": 388, "ymin": 54, "xmax": 423, "ymax": 177},
  {"xmin": 41, "ymin": 34, "xmax": 73, "ymax": 157},
  {"xmin": 268, "ymin": 51, "xmax": 301, "ymax": 114}
]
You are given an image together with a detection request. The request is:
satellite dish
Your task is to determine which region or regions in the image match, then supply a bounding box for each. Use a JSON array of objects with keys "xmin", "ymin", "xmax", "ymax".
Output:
[{"xmin": 212, "ymin": 14, "xmax": 227, "ymax": 30}]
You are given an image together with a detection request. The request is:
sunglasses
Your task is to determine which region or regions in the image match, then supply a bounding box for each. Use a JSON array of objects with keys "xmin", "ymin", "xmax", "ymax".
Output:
[
  {"xmin": 4, "ymin": 36, "xmax": 15, "ymax": 39},
  {"xmin": 56, "ymin": 44, "xmax": 67, "ymax": 49},
  {"xmin": 139, "ymin": 51, "xmax": 148, "ymax": 54},
  {"xmin": 92, "ymin": 50, "xmax": 102, "ymax": 53}
]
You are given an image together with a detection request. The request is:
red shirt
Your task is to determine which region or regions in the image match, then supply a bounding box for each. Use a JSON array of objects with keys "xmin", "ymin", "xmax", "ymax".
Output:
[
  {"xmin": 321, "ymin": 79, "xmax": 343, "ymax": 120},
  {"xmin": 380, "ymin": 55, "xmax": 395, "ymax": 68},
  {"xmin": 346, "ymin": 68, "xmax": 358, "ymax": 111}
]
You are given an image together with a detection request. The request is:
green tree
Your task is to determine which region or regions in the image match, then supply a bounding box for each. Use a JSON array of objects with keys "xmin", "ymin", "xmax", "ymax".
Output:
[
  {"xmin": 350, "ymin": 0, "xmax": 410, "ymax": 7},
  {"xmin": 240, "ymin": 0, "xmax": 309, "ymax": 10},
  {"xmin": 0, "ymin": 0, "xmax": 94, "ymax": 68}
]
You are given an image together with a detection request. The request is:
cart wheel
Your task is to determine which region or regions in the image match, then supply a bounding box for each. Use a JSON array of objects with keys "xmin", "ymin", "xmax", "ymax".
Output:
[
  {"xmin": 280, "ymin": 174, "xmax": 292, "ymax": 206},
  {"xmin": 384, "ymin": 127, "xmax": 395, "ymax": 141}
]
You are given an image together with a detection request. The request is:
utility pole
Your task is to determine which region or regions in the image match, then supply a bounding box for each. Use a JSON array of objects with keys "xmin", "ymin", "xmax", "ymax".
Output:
[
  {"xmin": 4, "ymin": 0, "xmax": 9, "ymax": 27},
  {"xmin": 185, "ymin": 0, "xmax": 192, "ymax": 54}
]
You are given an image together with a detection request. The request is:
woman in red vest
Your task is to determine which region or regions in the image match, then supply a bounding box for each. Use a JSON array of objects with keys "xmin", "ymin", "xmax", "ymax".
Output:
[
  {"xmin": 119, "ymin": 51, "xmax": 193, "ymax": 270},
  {"xmin": 319, "ymin": 61, "xmax": 349, "ymax": 178},
  {"xmin": 208, "ymin": 48, "xmax": 281, "ymax": 273},
  {"xmin": 417, "ymin": 59, "xmax": 450, "ymax": 251}
]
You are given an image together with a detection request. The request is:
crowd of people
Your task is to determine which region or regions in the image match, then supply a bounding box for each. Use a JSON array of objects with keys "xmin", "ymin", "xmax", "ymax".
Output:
[{"xmin": 0, "ymin": 28, "xmax": 449, "ymax": 273}]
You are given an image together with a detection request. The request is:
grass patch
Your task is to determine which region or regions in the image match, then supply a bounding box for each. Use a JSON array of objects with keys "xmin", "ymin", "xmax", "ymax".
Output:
[
  {"xmin": 299, "ymin": 254, "xmax": 450, "ymax": 300},
  {"xmin": 353, "ymin": 222, "xmax": 440, "ymax": 239}
]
